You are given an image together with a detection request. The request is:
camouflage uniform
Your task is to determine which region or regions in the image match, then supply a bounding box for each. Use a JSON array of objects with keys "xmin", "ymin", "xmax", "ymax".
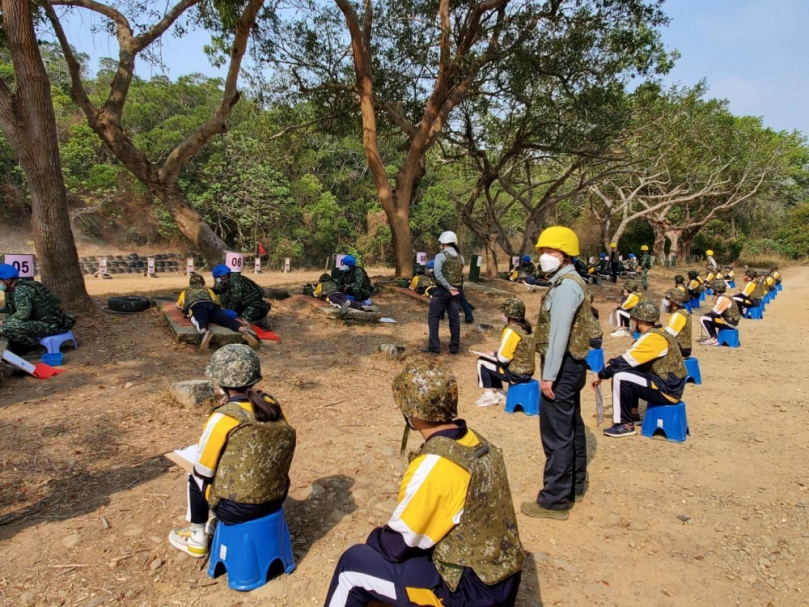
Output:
[
  {"xmin": 0, "ymin": 279, "xmax": 75, "ymax": 352},
  {"xmin": 536, "ymin": 273, "xmax": 601, "ymax": 361},
  {"xmin": 413, "ymin": 274, "xmax": 435, "ymax": 294},
  {"xmin": 316, "ymin": 274, "xmax": 340, "ymax": 300},
  {"xmin": 324, "ymin": 359, "xmax": 524, "ymax": 607},
  {"xmin": 640, "ymin": 252, "xmax": 652, "ymax": 290},
  {"xmin": 336, "ymin": 266, "xmax": 374, "ymax": 301},
  {"xmin": 213, "ymin": 273, "xmax": 270, "ymax": 323}
]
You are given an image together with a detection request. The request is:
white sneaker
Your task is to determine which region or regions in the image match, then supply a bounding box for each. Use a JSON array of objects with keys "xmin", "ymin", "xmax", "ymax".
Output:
[
  {"xmin": 476, "ymin": 393, "xmax": 501, "ymax": 408},
  {"xmin": 700, "ymin": 337, "xmax": 718, "ymax": 346},
  {"xmin": 610, "ymin": 329, "xmax": 629, "ymax": 337},
  {"xmin": 496, "ymin": 391, "xmax": 507, "ymax": 404},
  {"xmin": 168, "ymin": 526, "xmax": 209, "ymax": 558}
]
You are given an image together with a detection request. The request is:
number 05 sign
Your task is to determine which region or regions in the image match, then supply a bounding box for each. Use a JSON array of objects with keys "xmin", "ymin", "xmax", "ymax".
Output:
[{"xmin": 4, "ymin": 254, "xmax": 35, "ymax": 278}]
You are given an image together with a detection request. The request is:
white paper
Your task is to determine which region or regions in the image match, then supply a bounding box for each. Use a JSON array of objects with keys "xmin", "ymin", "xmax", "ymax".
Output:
[
  {"xmin": 470, "ymin": 350, "xmax": 497, "ymax": 360},
  {"xmin": 379, "ymin": 318, "xmax": 397, "ymax": 323},
  {"xmin": 174, "ymin": 443, "xmax": 198, "ymax": 465}
]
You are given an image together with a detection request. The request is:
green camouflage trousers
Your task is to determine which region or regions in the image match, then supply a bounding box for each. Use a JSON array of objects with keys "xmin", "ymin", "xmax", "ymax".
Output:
[
  {"xmin": 1, "ymin": 319, "xmax": 66, "ymax": 352},
  {"xmin": 240, "ymin": 301, "xmax": 271, "ymax": 324},
  {"xmin": 641, "ymin": 268, "xmax": 649, "ymax": 290}
]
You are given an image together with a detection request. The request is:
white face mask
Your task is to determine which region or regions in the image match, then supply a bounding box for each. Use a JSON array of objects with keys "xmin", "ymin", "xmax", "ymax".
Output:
[{"xmin": 539, "ymin": 253, "xmax": 561, "ymax": 273}]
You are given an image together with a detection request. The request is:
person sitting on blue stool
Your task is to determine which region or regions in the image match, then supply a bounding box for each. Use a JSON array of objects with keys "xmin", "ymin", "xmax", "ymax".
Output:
[
  {"xmin": 592, "ymin": 302, "xmax": 687, "ymax": 438},
  {"xmin": 699, "ymin": 280, "xmax": 739, "ymax": 346},
  {"xmin": 686, "ymin": 270, "xmax": 703, "ymax": 302},
  {"xmin": 732, "ymin": 269, "xmax": 760, "ymax": 317},
  {"xmin": 771, "ymin": 265, "xmax": 782, "ymax": 287},
  {"xmin": 323, "ymin": 359, "xmax": 525, "ymax": 607},
  {"xmin": 475, "ymin": 298, "xmax": 535, "ymax": 408},
  {"xmin": 663, "ymin": 288, "xmax": 692, "ymax": 358},
  {"xmin": 610, "ymin": 280, "xmax": 641, "ymax": 338},
  {"xmin": 168, "ymin": 344, "xmax": 296, "ymax": 558}
]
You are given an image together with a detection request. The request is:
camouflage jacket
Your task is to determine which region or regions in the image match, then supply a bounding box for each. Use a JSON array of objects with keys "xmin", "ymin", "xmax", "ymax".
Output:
[
  {"xmin": 180, "ymin": 287, "xmax": 216, "ymax": 313},
  {"xmin": 317, "ymin": 278, "xmax": 340, "ymax": 300},
  {"xmin": 414, "ymin": 275, "xmax": 435, "ymax": 292},
  {"xmin": 536, "ymin": 273, "xmax": 601, "ymax": 360},
  {"xmin": 2, "ymin": 279, "xmax": 75, "ymax": 328},
  {"xmin": 720, "ymin": 295, "xmax": 740, "ymax": 325},
  {"xmin": 209, "ymin": 401, "xmax": 296, "ymax": 509},
  {"xmin": 214, "ymin": 274, "xmax": 265, "ymax": 313},
  {"xmin": 418, "ymin": 432, "xmax": 524, "ymax": 592},
  {"xmin": 640, "ymin": 252, "xmax": 652, "ymax": 270},
  {"xmin": 337, "ymin": 267, "xmax": 374, "ymax": 300}
]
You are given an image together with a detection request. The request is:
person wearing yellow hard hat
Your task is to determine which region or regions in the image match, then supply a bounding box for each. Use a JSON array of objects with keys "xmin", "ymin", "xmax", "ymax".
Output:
[
  {"xmin": 639, "ymin": 245, "xmax": 652, "ymax": 290},
  {"xmin": 608, "ymin": 242, "xmax": 619, "ymax": 283},
  {"xmin": 522, "ymin": 226, "xmax": 600, "ymax": 521},
  {"xmin": 705, "ymin": 249, "xmax": 717, "ymax": 272}
]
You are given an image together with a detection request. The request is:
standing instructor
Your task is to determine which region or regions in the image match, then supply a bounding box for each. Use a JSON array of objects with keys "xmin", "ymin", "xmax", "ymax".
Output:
[
  {"xmin": 522, "ymin": 227, "xmax": 593, "ymax": 521},
  {"xmin": 424, "ymin": 231, "xmax": 464, "ymax": 355}
]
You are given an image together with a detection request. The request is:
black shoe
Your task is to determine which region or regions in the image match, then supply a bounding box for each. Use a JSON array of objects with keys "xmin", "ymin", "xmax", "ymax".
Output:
[
  {"xmin": 464, "ymin": 318, "xmax": 474, "ymax": 324},
  {"xmin": 448, "ymin": 350, "xmax": 459, "ymax": 355},
  {"xmin": 420, "ymin": 347, "xmax": 439, "ymax": 355}
]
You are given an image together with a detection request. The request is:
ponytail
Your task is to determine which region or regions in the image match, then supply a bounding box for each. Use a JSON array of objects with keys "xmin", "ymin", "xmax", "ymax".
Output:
[
  {"xmin": 518, "ymin": 318, "xmax": 533, "ymax": 334},
  {"xmin": 246, "ymin": 389, "xmax": 283, "ymax": 422}
]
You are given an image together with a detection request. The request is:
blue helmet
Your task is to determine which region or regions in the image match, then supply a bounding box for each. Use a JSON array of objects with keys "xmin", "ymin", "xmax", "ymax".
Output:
[
  {"xmin": 629, "ymin": 253, "xmax": 636, "ymax": 259},
  {"xmin": 599, "ymin": 253, "xmax": 607, "ymax": 259},
  {"xmin": 0, "ymin": 264, "xmax": 19, "ymax": 280},
  {"xmin": 342, "ymin": 255, "xmax": 356, "ymax": 267},
  {"xmin": 522, "ymin": 255, "xmax": 531, "ymax": 263},
  {"xmin": 212, "ymin": 264, "xmax": 231, "ymax": 278},
  {"xmin": 426, "ymin": 260, "xmax": 435, "ymax": 269}
]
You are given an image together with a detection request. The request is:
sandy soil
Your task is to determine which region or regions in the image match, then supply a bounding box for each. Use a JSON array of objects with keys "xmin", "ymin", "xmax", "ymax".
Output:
[{"xmin": 0, "ymin": 266, "xmax": 807, "ymax": 607}]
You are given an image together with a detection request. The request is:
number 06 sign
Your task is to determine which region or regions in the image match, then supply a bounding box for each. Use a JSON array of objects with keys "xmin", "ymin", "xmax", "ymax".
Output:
[
  {"xmin": 4, "ymin": 254, "xmax": 35, "ymax": 278},
  {"xmin": 225, "ymin": 252, "xmax": 244, "ymax": 273}
]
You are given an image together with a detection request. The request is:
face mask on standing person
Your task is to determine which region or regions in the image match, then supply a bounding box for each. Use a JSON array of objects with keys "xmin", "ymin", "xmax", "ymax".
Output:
[{"xmin": 539, "ymin": 253, "xmax": 562, "ymax": 274}]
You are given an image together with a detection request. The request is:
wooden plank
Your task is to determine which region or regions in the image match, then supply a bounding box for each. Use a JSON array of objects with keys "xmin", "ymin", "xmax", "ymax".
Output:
[
  {"xmin": 378, "ymin": 284, "xmax": 431, "ymax": 306},
  {"xmin": 290, "ymin": 294, "xmax": 382, "ymax": 323}
]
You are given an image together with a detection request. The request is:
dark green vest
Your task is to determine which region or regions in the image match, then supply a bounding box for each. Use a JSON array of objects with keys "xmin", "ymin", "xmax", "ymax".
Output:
[
  {"xmin": 209, "ymin": 402, "xmax": 296, "ymax": 509},
  {"xmin": 647, "ymin": 328, "xmax": 687, "ymax": 380},
  {"xmin": 720, "ymin": 295, "xmax": 740, "ymax": 325},
  {"xmin": 418, "ymin": 433, "xmax": 524, "ymax": 591},
  {"xmin": 536, "ymin": 273, "xmax": 600, "ymax": 360},
  {"xmin": 507, "ymin": 325, "xmax": 535, "ymax": 376},
  {"xmin": 319, "ymin": 279, "xmax": 340, "ymax": 299}
]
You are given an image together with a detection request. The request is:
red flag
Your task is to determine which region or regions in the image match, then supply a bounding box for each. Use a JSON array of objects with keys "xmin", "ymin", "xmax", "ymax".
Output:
[{"xmin": 257, "ymin": 242, "xmax": 267, "ymax": 257}]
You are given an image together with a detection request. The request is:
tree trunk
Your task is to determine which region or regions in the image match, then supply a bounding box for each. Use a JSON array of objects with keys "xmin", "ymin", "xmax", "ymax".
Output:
[
  {"xmin": 0, "ymin": 0, "xmax": 92, "ymax": 313},
  {"xmin": 154, "ymin": 185, "xmax": 227, "ymax": 265},
  {"xmin": 665, "ymin": 229, "xmax": 682, "ymax": 264},
  {"xmin": 678, "ymin": 236, "xmax": 693, "ymax": 262},
  {"xmin": 388, "ymin": 201, "xmax": 413, "ymax": 278},
  {"xmin": 651, "ymin": 222, "xmax": 667, "ymax": 265},
  {"xmin": 483, "ymin": 234, "xmax": 499, "ymax": 278}
]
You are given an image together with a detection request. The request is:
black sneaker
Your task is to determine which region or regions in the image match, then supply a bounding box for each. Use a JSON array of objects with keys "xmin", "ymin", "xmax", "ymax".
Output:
[
  {"xmin": 420, "ymin": 347, "xmax": 439, "ymax": 355},
  {"xmin": 604, "ymin": 423, "xmax": 636, "ymax": 438},
  {"xmin": 464, "ymin": 318, "xmax": 475, "ymax": 324}
]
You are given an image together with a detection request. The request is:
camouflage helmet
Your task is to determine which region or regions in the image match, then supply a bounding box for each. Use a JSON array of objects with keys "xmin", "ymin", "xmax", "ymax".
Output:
[
  {"xmin": 392, "ymin": 359, "xmax": 458, "ymax": 422},
  {"xmin": 674, "ymin": 274, "xmax": 685, "ymax": 284},
  {"xmin": 745, "ymin": 268, "xmax": 757, "ymax": 278},
  {"xmin": 319, "ymin": 273, "xmax": 332, "ymax": 282},
  {"xmin": 665, "ymin": 288, "xmax": 689, "ymax": 306},
  {"xmin": 630, "ymin": 301, "xmax": 660, "ymax": 324},
  {"xmin": 206, "ymin": 344, "xmax": 262, "ymax": 388},
  {"xmin": 624, "ymin": 280, "xmax": 639, "ymax": 293},
  {"xmin": 712, "ymin": 279, "xmax": 727, "ymax": 293},
  {"xmin": 500, "ymin": 298, "xmax": 526, "ymax": 321},
  {"xmin": 188, "ymin": 272, "xmax": 206, "ymax": 287}
]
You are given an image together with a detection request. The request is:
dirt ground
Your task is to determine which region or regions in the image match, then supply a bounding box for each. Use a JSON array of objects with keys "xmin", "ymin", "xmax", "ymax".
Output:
[{"xmin": 0, "ymin": 265, "xmax": 807, "ymax": 607}]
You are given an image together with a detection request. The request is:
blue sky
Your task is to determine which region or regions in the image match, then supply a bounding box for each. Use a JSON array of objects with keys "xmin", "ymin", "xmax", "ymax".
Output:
[{"xmin": 59, "ymin": 0, "xmax": 809, "ymax": 135}]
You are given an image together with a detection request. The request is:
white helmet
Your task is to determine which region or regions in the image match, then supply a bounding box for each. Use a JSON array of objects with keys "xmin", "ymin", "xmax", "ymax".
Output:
[{"xmin": 438, "ymin": 231, "xmax": 458, "ymax": 245}]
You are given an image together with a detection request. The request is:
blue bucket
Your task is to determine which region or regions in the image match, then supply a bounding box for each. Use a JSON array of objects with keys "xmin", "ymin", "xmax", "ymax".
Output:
[
  {"xmin": 41, "ymin": 352, "xmax": 64, "ymax": 367},
  {"xmin": 224, "ymin": 309, "xmax": 238, "ymax": 319}
]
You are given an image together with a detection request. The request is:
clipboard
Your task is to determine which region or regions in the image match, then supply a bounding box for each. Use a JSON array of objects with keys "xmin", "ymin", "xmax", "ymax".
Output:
[
  {"xmin": 164, "ymin": 444, "xmax": 197, "ymax": 474},
  {"xmin": 470, "ymin": 350, "xmax": 497, "ymax": 361}
]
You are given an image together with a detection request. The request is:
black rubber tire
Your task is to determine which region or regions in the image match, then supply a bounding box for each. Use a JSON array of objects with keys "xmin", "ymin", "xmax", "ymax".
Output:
[{"xmin": 107, "ymin": 295, "xmax": 151, "ymax": 313}]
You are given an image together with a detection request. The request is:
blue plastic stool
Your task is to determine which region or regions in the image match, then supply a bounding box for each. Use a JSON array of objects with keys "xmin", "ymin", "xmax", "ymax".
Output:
[
  {"xmin": 729, "ymin": 281, "xmax": 736, "ymax": 288},
  {"xmin": 745, "ymin": 305, "xmax": 763, "ymax": 320},
  {"xmin": 717, "ymin": 328, "xmax": 740, "ymax": 348},
  {"xmin": 505, "ymin": 380, "xmax": 540, "ymax": 416},
  {"xmin": 776, "ymin": 283, "xmax": 782, "ymax": 292},
  {"xmin": 208, "ymin": 509, "xmax": 296, "ymax": 592},
  {"xmin": 683, "ymin": 357, "xmax": 702, "ymax": 385},
  {"xmin": 699, "ymin": 291, "xmax": 706, "ymax": 302},
  {"xmin": 38, "ymin": 331, "xmax": 77, "ymax": 354},
  {"xmin": 223, "ymin": 309, "xmax": 238, "ymax": 319},
  {"xmin": 706, "ymin": 288, "xmax": 713, "ymax": 296},
  {"xmin": 683, "ymin": 301, "xmax": 693, "ymax": 314},
  {"xmin": 585, "ymin": 348, "xmax": 604, "ymax": 373},
  {"xmin": 689, "ymin": 298, "xmax": 701, "ymax": 310},
  {"xmin": 641, "ymin": 401, "xmax": 689, "ymax": 442}
]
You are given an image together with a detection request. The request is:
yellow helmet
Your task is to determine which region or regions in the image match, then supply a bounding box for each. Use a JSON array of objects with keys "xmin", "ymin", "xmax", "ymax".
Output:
[
  {"xmin": 610, "ymin": 242, "xmax": 617, "ymax": 248},
  {"xmin": 535, "ymin": 226, "xmax": 580, "ymax": 257},
  {"xmin": 706, "ymin": 249, "xmax": 714, "ymax": 256},
  {"xmin": 641, "ymin": 245, "xmax": 649, "ymax": 251}
]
